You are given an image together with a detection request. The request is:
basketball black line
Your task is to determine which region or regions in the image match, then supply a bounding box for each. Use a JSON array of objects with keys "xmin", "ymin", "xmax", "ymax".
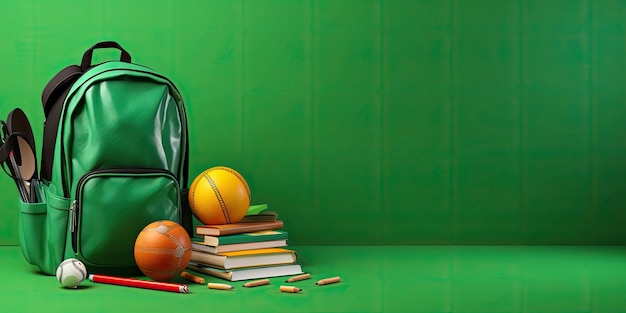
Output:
[{"xmin": 204, "ymin": 173, "xmax": 231, "ymax": 223}]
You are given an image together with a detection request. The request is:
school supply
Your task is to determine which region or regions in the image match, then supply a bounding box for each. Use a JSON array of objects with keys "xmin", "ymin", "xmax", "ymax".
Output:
[
  {"xmin": 0, "ymin": 108, "xmax": 39, "ymax": 203},
  {"xmin": 190, "ymin": 247, "xmax": 298, "ymax": 270},
  {"xmin": 196, "ymin": 220, "xmax": 284, "ymax": 236},
  {"xmin": 192, "ymin": 239, "xmax": 288, "ymax": 254},
  {"xmin": 188, "ymin": 262, "xmax": 303, "ymax": 282},
  {"xmin": 196, "ymin": 230, "xmax": 289, "ymax": 247},
  {"xmin": 2, "ymin": 41, "xmax": 191, "ymax": 275}
]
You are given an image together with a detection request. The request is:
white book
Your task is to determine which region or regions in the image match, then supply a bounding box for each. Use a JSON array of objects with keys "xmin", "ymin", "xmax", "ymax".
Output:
[{"xmin": 187, "ymin": 262, "xmax": 304, "ymax": 281}]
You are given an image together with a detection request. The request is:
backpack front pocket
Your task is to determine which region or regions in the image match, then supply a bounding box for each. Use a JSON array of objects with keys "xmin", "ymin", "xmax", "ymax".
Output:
[{"xmin": 72, "ymin": 168, "xmax": 181, "ymax": 268}]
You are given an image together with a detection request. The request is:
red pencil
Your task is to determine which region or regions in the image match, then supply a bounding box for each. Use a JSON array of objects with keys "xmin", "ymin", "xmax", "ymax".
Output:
[{"xmin": 89, "ymin": 274, "xmax": 189, "ymax": 294}]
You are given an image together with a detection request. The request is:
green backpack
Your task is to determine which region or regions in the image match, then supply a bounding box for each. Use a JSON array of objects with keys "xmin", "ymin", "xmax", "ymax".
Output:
[{"xmin": 13, "ymin": 41, "xmax": 192, "ymax": 275}]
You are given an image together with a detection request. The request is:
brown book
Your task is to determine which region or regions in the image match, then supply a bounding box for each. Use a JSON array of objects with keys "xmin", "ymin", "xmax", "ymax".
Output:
[{"xmin": 196, "ymin": 220, "xmax": 284, "ymax": 236}]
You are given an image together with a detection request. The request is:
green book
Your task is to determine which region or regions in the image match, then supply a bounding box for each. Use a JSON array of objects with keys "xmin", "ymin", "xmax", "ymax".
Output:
[
  {"xmin": 194, "ymin": 230, "xmax": 288, "ymax": 246},
  {"xmin": 239, "ymin": 211, "xmax": 278, "ymax": 223},
  {"xmin": 246, "ymin": 203, "xmax": 268, "ymax": 215}
]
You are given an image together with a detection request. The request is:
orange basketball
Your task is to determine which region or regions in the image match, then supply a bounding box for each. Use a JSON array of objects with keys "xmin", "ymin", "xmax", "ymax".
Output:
[
  {"xmin": 133, "ymin": 220, "xmax": 192, "ymax": 281},
  {"xmin": 189, "ymin": 166, "xmax": 251, "ymax": 225}
]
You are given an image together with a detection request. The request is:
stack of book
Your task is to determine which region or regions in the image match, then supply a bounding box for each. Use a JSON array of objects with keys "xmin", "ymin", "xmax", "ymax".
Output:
[{"xmin": 187, "ymin": 206, "xmax": 303, "ymax": 282}]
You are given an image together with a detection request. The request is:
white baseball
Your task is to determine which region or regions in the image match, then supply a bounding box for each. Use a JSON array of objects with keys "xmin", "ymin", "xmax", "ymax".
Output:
[{"xmin": 56, "ymin": 258, "xmax": 87, "ymax": 288}]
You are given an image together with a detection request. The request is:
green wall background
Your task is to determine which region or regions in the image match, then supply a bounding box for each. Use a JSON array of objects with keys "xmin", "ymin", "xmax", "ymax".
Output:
[{"xmin": 1, "ymin": 0, "xmax": 625, "ymax": 246}]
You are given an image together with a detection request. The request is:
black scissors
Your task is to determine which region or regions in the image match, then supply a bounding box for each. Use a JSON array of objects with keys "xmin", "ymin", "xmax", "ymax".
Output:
[{"xmin": 0, "ymin": 108, "xmax": 39, "ymax": 203}]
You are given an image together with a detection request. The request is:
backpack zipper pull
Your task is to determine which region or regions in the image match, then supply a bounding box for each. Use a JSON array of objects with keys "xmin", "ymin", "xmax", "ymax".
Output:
[{"xmin": 70, "ymin": 200, "xmax": 77, "ymax": 233}]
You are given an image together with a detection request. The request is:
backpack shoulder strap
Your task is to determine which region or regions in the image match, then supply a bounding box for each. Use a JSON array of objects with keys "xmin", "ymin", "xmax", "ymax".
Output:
[
  {"xmin": 40, "ymin": 65, "xmax": 83, "ymax": 182},
  {"xmin": 42, "ymin": 65, "xmax": 83, "ymax": 116}
]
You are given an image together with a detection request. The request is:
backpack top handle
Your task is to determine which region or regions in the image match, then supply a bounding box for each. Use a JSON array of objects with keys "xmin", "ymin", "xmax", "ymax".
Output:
[{"xmin": 80, "ymin": 41, "xmax": 132, "ymax": 71}]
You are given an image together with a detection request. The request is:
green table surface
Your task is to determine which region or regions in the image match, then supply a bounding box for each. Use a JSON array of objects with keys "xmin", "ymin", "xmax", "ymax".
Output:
[{"xmin": 2, "ymin": 245, "xmax": 626, "ymax": 313}]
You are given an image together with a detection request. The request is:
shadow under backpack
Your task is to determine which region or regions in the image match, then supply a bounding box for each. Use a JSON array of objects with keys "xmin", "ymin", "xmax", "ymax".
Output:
[{"xmin": 0, "ymin": 41, "xmax": 192, "ymax": 275}]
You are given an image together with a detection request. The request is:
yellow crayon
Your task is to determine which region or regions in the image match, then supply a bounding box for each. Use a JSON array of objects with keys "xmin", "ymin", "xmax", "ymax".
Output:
[
  {"xmin": 286, "ymin": 273, "xmax": 310, "ymax": 282},
  {"xmin": 280, "ymin": 285, "xmax": 302, "ymax": 293},
  {"xmin": 315, "ymin": 276, "xmax": 341, "ymax": 286},
  {"xmin": 180, "ymin": 271, "xmax": 205, "ymax": 284},
  {"xmin": 208, "ymin": 283, "xmax": 234, "ymax": 290},
  {"xmin": 243, "ymin": 279, "xmax": 270, "ymax": 288}
]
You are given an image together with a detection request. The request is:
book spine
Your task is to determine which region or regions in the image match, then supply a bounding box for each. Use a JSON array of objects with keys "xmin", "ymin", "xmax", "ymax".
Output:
[
  {"xmin": 190, "ymin": 251, "xmax": 224, "ymax": 268},
  {"xmin": 187, "ymin": 264, "xmax": 232, "ymax": 281},
  {"xmin": 221, "ymin": 222, "xmax": 284, "ymax": 236},
  {"xmin": 216, "ymin": 233, "xmax": 288, "ymax": 245}
]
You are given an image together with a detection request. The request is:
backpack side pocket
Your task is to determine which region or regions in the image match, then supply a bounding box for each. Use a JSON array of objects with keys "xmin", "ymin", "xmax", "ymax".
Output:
[
  {"xmin": 18, "ymin": 184, "xmax": 70, "ymax": 275},
  {"xmin": 18, "ymin": 199, "xmax": 46, "ymax": 266}
]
